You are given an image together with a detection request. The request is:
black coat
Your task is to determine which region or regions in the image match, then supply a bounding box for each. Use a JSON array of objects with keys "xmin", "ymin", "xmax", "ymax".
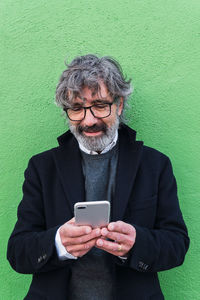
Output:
[{"xmin": 7, "ymin": 125, "xmax": 189, "ymax": 300}]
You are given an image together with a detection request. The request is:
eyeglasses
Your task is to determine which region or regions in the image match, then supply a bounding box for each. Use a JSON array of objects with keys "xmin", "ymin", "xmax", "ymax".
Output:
[{"xmin": 64, "ymin": 101, "xmax": 116, "ymax": 121}]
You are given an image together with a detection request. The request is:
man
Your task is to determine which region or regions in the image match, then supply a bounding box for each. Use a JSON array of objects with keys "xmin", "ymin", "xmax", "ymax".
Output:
[{"xmin": 7, "ymin": 54, "xmax": 189, "ymax": 300}]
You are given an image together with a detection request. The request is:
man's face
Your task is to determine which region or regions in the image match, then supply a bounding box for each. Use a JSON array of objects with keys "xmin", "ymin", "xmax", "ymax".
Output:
[{"xmin": 68, "ymin": 82, "xmax": 123, "ymax": 152}]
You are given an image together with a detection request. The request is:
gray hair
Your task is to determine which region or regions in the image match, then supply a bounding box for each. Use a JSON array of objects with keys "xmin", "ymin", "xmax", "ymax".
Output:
[{"xmin": 55, "ymin": 54, "xmax": 133, "ymax": 123}]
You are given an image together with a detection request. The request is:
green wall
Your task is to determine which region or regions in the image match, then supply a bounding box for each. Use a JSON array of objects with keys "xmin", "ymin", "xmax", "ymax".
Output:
[{"xmin": 1, "ymin": 0, "xmax": 199, "ymax": 299}]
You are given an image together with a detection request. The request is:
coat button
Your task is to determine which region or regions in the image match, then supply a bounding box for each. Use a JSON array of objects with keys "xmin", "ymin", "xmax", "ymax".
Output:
[
  {"xmin": 138, "ymin": 261, "xmax": 149, "ymax": 270},
  {"xmin": 37, "ymin": 256, "xmax": 42, "ymax": 263}
]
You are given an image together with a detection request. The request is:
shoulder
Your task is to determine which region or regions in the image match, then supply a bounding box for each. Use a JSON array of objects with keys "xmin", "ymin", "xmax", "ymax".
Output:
[
  {"xmin": 140, "ymin": 145, "xmax": 173, "ymax": 179},
  {"xmin": 142, "ymin": 145, "xmax": 169, "ymax": 161},
  {"xmin": 22, "ymin": 132, "xmax": 79, "ymax": 185},
  {"xmin": 120, "ymin": 124, "xmax": 171, "ymax": 165},
  {"xmin": 29, "ymin": 147, "xmax": 58, "ymax": 165},
  {"xmin": 138, "ymin": 145, "xmax": 170, "ymax": 171},
  {"xmin": 26, "ymin": 131, "xmax": 79, "ymax": 175},
  {"xmin": 29, "ymin": 130, "xmax": 76, "ymax": 165},
  {"xmin": 23, "ymin": 147, "xmax": 60, "ymax": 179}
]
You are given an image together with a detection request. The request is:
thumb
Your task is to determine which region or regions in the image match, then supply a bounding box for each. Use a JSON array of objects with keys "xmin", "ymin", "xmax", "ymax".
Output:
[{"xmin": 67, "ymin": 217, "xmax": 75, "ymax": 225}]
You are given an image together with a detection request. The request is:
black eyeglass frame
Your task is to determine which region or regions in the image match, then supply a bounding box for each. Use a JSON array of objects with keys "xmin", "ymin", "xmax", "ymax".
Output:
[{"xmin": 63, "ymin": 99, "xmax": 117, "ymax": 122}]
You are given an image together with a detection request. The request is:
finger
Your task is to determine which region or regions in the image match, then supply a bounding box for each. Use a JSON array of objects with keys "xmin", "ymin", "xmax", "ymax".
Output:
[
  {"xmin": 67, "ymin": 238, "xmax": 98, "ymax": 255},
  {"xmin": 96, "ymin": 239, "xmax": 129, "ymax": 255},
  {"xmin": 73, "ymin": 249, "xmax": 91, "ymax": 258},
  {"xmin": 63, "ymin": 228, "xmax": 101, "ymax": 246},
  {"xmin": 96, "ymin": 238, "xmax": 128, "ymax": 256},
  {"xmin": 67, "ymin": 217, "xmax": 75, "ymax": 225},
  {"xmin": 101, "ymin": 229, "xmax": 127, "ymax": 244},
  {"xmin": 60, "ymin": 223, "xmax": 92, "ymax": 238},
  {"xmin": 108, "ymin": 221, "xmax": 134, "ymax": 235}
]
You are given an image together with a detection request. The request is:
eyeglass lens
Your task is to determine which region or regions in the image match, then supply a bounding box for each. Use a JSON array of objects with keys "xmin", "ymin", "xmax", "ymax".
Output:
[{"xmin": 67, "ymin": 103, "xmax": 112, "ymax": 121}]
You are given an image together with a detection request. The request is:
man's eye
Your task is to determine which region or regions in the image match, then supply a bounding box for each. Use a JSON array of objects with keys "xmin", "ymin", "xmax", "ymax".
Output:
[
  {"xmin": 72, "ymin": 107, "xmax": 83, "ymax": 112},
  {"xmin": 94, "ymin": 104, "xmax": 107, "ymax": 109}
]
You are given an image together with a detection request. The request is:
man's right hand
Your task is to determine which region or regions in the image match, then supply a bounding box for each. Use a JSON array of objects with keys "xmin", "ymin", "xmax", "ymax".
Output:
[{"xmin": 59, "ymin": 218, "xmax": 101, "ymax": 258}]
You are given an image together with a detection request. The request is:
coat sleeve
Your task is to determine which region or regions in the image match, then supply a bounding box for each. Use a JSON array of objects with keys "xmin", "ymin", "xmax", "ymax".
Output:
[
  {"xmin": 7, "ymin": 158, "xmax": 73, "ymax": 274},
  {"xmin": 117, "ymin": 157, "xmax": 189, "ymax": 272}
]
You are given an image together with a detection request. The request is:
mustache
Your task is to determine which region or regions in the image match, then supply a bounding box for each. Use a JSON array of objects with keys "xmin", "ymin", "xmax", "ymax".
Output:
[{"xmin": 78, "ymin": 124, "xmax": 107, "ymax": 134}]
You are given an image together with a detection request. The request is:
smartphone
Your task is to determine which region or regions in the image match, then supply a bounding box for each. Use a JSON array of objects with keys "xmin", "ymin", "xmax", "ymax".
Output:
[{"xmin": 74, "ymin": 201, "xmax": 110, "ymax": 228}]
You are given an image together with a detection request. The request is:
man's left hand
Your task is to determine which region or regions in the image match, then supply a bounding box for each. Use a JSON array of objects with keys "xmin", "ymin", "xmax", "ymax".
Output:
[{"xmin": 96, "ymin": 221, "xmax": 136, "ymax": 257}]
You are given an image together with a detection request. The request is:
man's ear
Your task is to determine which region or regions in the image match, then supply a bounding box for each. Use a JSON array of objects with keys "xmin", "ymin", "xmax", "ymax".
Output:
[{"xmin": 118, "ymin": 97, "xmax": 124, "ymax": 116}]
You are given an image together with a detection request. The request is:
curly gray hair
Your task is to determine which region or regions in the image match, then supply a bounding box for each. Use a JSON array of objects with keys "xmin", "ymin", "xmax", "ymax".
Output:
[{"xmin": 55, "ymin": 54, "xmax": 133, "ymax": 123}]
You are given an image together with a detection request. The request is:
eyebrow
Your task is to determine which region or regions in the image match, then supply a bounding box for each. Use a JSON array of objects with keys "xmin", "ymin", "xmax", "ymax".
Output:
[
  {"xmin": 72, "ymin": 98, "xmax": 111, "ymax": 106},
  {"xmin": 81, "ymin": 95, "xmax": 109, "ymax": 101},
  {"xmin": 92, "ymin": 99, "xmax": 111, "ymax": 104}
]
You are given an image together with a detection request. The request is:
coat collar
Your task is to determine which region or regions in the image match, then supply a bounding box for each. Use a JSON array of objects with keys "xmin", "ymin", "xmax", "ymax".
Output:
[
  {"xmin": 54, "ymin": 124, "xmax": 143, "ymax": 220},
  {"xmin": 53, "ymin": 132, "xmax": 85, "ymax": 216},
  {"xmin": 112, "ymin": 124, "xmax": 143, "ymax": 221}
]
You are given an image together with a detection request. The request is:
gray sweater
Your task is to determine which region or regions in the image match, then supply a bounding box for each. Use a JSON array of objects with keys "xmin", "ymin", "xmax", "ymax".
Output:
[{"xmin": 69, "ymin": 143, "xmax": 119, "ymax": 300}]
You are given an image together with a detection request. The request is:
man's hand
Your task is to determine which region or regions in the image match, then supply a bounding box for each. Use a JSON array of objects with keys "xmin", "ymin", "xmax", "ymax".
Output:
[
  {"xmin": 59, "ymin": 218, "xmax": 101, "ymax": 258},
  {"xmin": 96, "ymin": 221, "xmax": 136, "ymax": 257}
]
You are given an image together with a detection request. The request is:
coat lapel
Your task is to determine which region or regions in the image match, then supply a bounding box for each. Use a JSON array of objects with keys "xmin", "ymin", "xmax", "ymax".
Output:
[
  {"xmin": 53, "ymin": 131, "xmax": 85, "ymax": 215},
  {"xmin": 53, "ymin": 126, "xmax": 143, "ymax": 221},
  {"xmin": 112, "ymin": 125, "xmax": 143, "ymax": 221}
]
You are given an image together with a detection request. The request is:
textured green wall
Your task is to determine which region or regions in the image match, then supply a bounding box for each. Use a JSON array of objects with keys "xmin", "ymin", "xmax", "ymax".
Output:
[{"xmin": 1, "ymin": 0, "xmax": 199, "ymax": 299}]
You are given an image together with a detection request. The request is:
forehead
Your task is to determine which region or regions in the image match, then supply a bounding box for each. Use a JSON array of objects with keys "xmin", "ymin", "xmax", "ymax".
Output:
[{"xmin": 73, "ymin": 82, "xmax": 111, "ymax": 103}]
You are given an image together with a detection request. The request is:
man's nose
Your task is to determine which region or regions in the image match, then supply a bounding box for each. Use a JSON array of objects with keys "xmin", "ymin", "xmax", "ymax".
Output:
[{"xmin": 82, "ymin": 108, "xmax": 98, "ymax": 126}]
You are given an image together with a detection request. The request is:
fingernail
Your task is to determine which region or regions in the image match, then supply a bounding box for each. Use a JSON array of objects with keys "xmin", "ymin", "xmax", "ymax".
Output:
[
  {"xmin": 109, "ymin": 224, "xmax": 114, "ymax": 231},
  {"xmin": 85, "ymin": 227, "xmax": 91, "ymax": 234},
  {"xmin": 96, "ymin": 228, "xmax": 100, "ymax": 235},
  {"xmin": 97, "ymin": 239, "xmax": 103, "ymax": 246},
  {"xmin": 101, "ymin": 228, "xmax": 108, "ymax": 236}
]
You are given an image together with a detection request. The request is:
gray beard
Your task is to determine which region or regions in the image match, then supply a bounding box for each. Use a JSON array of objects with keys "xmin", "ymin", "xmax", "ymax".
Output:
[{"xmin": 69, "ymin": 117, "xmax": 119, "ymax": 152}]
